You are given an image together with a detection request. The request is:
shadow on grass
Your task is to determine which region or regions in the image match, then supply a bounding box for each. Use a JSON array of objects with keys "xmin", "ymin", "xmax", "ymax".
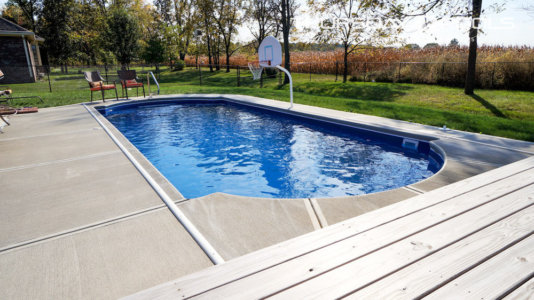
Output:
[
  {"xmin": 295, "ymin": 82, "xmax": 413, "ymax": 102},
  {"xmin": 469, "ymin": 94, "xmax": 508, "ymax": 119}
]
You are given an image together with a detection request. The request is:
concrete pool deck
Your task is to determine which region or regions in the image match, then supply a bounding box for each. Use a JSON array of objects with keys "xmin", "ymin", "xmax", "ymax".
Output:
[{"xmin": 0, "ymin": 94, "xmax": 533, "ymax": 298}]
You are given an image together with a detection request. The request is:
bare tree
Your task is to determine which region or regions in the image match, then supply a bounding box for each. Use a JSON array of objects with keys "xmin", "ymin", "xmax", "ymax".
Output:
[
  {"xmin": 246, "ymin": 0, "xmax": 280, "ymax": 49},
  {"xmin": 213, "ymin": 0, "xmax": 243, "ymax": 72},
  {"xmin": 375, "ymin": 0, "xmax": 506, "ymax": 95},
  {"xmin": 173, "ymin": 0, "xmax": 196, "ymax": 60},
  {"xmin": 8, "ymin": 0, "xmax": 41, "ymax": 32},
  {"xmin": 313, "ymin": 0, "xmax": 402, "ymax": 82},
  {"xmin": 274, "ymin": 0, "xmax": 297, "ymax": 84}
]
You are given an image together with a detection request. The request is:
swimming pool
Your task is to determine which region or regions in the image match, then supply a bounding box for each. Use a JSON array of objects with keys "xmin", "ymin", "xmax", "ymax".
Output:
[{"xmin": 99, "ymin": 99, "xmax": 443, "ymax": 199}]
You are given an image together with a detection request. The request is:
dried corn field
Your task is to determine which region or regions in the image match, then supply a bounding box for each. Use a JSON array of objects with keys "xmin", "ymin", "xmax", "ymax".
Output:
[{"xmin": 185, "ymin": 46, "xmax": 534, "ymax": 90}]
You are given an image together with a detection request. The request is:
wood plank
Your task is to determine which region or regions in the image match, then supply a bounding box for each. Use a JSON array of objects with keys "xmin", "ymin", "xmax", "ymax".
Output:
[
  {"xmin": 124, "ymin": 157, "xmax": 534, "ymax": 300},
  {"xmin": 348, "ymin": 207, "xmax": 534, "ymax": 298},
  {"xmin": 425, "ymin": 235, "xmax": 534, "ymax": 299},
  {"xmin": 504, "ymin": 277, "xmax": 534, "ymax": 300},
  {"xmin": 267, "ymin": 186, "xmax": 534, "ymax": 299},
  {"xmin": 194, "ymin": 174, "xmax": 534, "ymax": 298}
]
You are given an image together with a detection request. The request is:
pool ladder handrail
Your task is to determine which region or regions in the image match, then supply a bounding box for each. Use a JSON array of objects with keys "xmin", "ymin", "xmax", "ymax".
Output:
[{"xmin": 146, "ymin": 71, "xmax": 160, "ymax": 98}]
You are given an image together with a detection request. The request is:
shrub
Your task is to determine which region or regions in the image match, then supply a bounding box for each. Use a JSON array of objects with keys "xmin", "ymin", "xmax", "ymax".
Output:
[{"xmin": 173, "ymin": 60, "xmax": 185, "ymax": 71}]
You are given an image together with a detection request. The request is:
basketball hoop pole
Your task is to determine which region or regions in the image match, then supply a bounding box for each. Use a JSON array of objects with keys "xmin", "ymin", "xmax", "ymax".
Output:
[{"xmin": 275, "ymin": 65, "xmax": 293, "ymax": 109}]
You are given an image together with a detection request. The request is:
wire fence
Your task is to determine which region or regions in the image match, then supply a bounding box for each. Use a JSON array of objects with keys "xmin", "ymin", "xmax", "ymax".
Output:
[{"xmin": 1, "ymin": 60, "xmax": 533, "ymax": 102}]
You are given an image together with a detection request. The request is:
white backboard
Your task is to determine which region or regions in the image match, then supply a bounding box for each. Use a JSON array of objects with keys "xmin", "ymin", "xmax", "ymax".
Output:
[{"xmin": 258, "ymin": 36, "xmax": 282, "ymax": 67}]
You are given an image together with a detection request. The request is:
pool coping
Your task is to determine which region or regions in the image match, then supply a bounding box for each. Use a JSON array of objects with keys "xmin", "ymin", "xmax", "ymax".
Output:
[
  {"xmin": 86, "ymin": 93, "xmax": 534, "ymax": 213},
  {"xmin": 88, "ymin": 95, "xmax": 443, "ymax": 201}
]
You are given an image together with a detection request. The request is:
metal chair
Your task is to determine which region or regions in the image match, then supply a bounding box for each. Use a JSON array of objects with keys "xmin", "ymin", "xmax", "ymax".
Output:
[
  {"xmin": 117, "ymin": 70, "xmax": 145, "ymax": 99},
  {"xmin": 84, "ymin": 71, "xmax": 118, "ymax": 102}
]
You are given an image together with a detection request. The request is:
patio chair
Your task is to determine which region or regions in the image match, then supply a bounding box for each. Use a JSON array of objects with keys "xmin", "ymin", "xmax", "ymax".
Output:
[
  {"xmin": 0, "ymin": 104, "xmax": 16, "ymax": 128},
  {"xmin": 0, "ymin": 104, "xmax": 36, "ymax": 132},
  {"xmin": 84, "ymin": 71, "xmax": 118, "ymax": 102},
  {"xmin": 0, "ymin": 69, "xmax": 43, "ymax": 104},
  {"xmin": 117, "ymin": 70, "xmax": 145, "ymax": 99}
]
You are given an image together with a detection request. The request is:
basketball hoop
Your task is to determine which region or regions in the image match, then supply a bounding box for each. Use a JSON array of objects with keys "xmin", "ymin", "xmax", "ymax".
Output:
[{"xmin": 248, "ymin": 62, "xmax": 264, "ymax": 80}]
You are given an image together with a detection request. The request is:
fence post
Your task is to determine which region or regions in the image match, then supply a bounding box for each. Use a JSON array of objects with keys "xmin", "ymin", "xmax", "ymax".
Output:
[
  {"xmin": 309, "ymin": 63, "xmax": 312, "ymax": 81},
  {"xmin": 441, "ymin": 63, "xmax": 445, "ymax": 82},
  {"xmin": 199, "ymin": 65, "xmax": 202, "ymax": 85},
  {"xmin": 335, "ymin": 61, "xmax": 338, "ymax": 82},
  {"xmin": 47, "ymin": 66, "xmax": 52, "ymax": 93},
  {"xmin": 237, "ymin": 66, "xmax": 240, "ymax": 87},
  {"xmin": 278, "ymin": 69, "xmax": 282, "ymax": 85},
  {"xmin": 397, "ymin": 62, "xmax": 401, "ymax": 82},
  {"xmin": 529, "ymin": 62, "xmax": 533, "ymax": 90},
  {"xmin": 491, "ymin": 62, "xmax": 496, "ymax": 88},
  {"xmin": 104, "ymin": 64, "xmax": 109, "ymax": 82},
  {"xmin": 364, "ymin": 62, "xmax": 367, "ymax": 82},
  {"xmin": 260, "ymin": 69, "xmax": 263, "ymax": 88}
]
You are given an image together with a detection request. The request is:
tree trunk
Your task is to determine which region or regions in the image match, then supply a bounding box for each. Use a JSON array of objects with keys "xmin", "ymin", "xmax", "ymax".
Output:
[
  {"xmin": 281, "ymin": 0, "xmax": 291, "ymax": 84},
  {"xmin": 464, "ymin": 0, "xmax": 482, "ymax": 95},
  {"xmin": 343, "ymin": 45, "xmax": 348, "ymax": 83},
  {"xmin": 226, "ymin": 52, "xmax": 231, "ymax": 72},
  {"xmin": 207, "ymin": 38, "xmax": 213, "ymax": 72}
]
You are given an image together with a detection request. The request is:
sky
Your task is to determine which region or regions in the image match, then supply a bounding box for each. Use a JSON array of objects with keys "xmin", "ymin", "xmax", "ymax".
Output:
[{"xmin": 1, "ymin": 0, "xmax": 533, "ymax": 47}]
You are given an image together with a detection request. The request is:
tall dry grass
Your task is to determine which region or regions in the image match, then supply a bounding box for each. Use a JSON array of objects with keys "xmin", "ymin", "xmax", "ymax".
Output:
[{"xmin": 185, "ymin": 46, "xmax": 534, "ymax": 90}]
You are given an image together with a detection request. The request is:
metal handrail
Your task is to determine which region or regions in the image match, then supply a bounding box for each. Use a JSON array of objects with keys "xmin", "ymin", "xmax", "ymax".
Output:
[{"xmin": 146, "ymin": 71, "xmax": 160, "ymax": 98}]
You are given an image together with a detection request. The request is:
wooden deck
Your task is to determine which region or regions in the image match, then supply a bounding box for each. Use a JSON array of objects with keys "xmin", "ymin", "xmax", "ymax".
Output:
[{"xmin": 127, "ymin": 157, "xmax": 534, "ymax": 299}]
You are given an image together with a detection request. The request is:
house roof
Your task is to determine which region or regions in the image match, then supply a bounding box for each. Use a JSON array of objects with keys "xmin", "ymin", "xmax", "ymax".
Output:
[
  {"xmin": 0, "ymin": 17, "xmax": 29, "ymax": 32},
  {"xmin": 0, "ymin": 17, "xmax": 44, "ymax": 42}
]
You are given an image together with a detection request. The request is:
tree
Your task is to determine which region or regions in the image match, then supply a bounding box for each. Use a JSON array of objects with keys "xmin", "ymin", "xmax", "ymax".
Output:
[
  {"xmin": 40, "ymin": 0, "xmax": 73, "ymax": 71},
  {"xmin": 69, "ymin": 0, "xmax": 108, "ymax": 65},
  {"xmin": 142, "ymin": 36, "xmax": 166, "ymax": 72},
  {"xmin": 277, "ymin": 0, "xmax": 297, "ymax": 84},
  {"xmin": 105, "ymin": 7, "xmax": 141, "ymax": 68},
  {"xmin": 5, "ymin": 0, "xmax": 41, "ymax": 32},
  {"xmin": 423, "ymin": 42, "xmax": 439, "ymax": 49},
  {"xmin": 449, "ymin": 38, "xmax": 459, "ymax": 47},
  {"xmin": 197, "ymin": 0, "xmax": 216, "ymax": 71},
  {"xmin": 213, "ymin": 0, "xmax": 243, "ymax": 72},
  {"xmin": 246, "ymin": 0, "xmax": 280, "ymax": 49},
  {"xmin": 314, "ymin": 0, "xmax": 402, "ymax": 82},
  {"xmin": 154, "ymin": 0, "xmax": 196, "ymax": 61},
  {"xmin": 404, "ymin": 43, "xmax": 420, "ymax": 50},
  {"xmin": 173, "ymin": 0, "xmax": 196, "ymax": 60},
  {"xmin": 464, "ymin": 0, "xmax": 482, "ymax": 95},
  {"xmin": 377, "ymin": 0, "xmax": 505, "ymax": 95}
]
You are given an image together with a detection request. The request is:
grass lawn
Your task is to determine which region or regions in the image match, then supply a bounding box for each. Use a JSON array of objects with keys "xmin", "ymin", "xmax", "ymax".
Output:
[{"xmin": 4, "ymin": 66, "xmax": 534, "ymax": 142}]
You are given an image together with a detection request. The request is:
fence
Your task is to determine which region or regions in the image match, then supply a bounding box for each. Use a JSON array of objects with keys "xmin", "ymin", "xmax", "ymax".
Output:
[{"xmin": 1, "ymin": 61, "xmax": 533, "ymax": 101}]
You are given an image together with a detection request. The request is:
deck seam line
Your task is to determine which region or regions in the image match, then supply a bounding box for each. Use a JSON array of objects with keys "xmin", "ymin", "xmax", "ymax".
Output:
[
  {"xmin": 0, "ymin": 127, "xmax": 99, "ymax": 142},
  {"xmin": 310, "ymin": 198, "xmax": 329, "ymax": 228},
  {"xmin": 303, "ymin": 199, "xmax": 322, "ymax": 230},
  {"xmin": 403, "ymin": 186, "xmax": 425, "ymax": 194},
  {"xmin": 0, "ymin": 204, "xmax": 168, "ymax": 254},
  {"xmin": 0, "ymin": 150, "xmax": 121, "ymax": 172},
  {"xmin": 495, "ymin": 271, "xmax": 534, "ymax": 299}
]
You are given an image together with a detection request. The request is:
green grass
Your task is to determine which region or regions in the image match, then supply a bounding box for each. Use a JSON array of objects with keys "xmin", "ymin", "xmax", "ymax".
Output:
[{"xmin": 4, "ymin": 66, "xmax": 534, "ymax": 142}]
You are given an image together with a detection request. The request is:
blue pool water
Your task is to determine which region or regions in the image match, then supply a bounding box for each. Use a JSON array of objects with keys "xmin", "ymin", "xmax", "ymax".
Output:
[{"xmin": 101, "ymin": 100, "xmax": 441, "ymax": 199}]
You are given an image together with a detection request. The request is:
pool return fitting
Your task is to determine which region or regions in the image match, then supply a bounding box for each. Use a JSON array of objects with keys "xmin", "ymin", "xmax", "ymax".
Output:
[{"xmin": 84, "ymin": 104, "xmax": 225, "ymax": 265}]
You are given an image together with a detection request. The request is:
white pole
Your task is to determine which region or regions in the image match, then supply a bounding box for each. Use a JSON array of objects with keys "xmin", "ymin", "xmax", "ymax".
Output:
[
  {"xmin": 83, "ymin": 104, "xmax": 225, "ymax": 265},
  {"xmin": 276, "ymin": 65, "xmax": 293, "ymax": 109}
]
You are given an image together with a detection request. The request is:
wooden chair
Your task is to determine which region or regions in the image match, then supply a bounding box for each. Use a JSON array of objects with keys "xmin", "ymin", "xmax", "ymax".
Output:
[
  {"xmin": 84, "ymin": 71, "xmax": 118, "ymax": 102},
  {"xmin": 117, "ymin": 70, "xmax": 145, "ymax": 99}
]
